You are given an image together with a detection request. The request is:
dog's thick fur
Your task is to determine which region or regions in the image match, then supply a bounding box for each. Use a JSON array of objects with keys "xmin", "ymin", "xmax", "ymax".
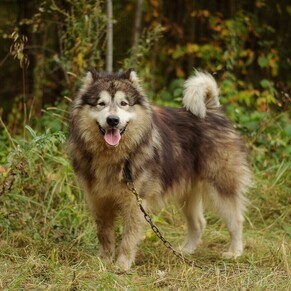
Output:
[{"xmin": 68, "ymin": 69, "xmax": 251, "ymax": 270}]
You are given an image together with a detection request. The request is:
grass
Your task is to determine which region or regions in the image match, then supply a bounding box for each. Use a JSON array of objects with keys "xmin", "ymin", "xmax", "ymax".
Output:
[{"xmin": 0, "ymin": 124, "xmax": 290, "ymax": 290}]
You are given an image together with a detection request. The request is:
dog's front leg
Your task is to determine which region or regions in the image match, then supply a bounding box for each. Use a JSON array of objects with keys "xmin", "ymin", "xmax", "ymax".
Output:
[
  {"xmin": 91, "ymin": 197, "xmax": 117, "ymax": 262},
  {"xmin": 116, "ymin": 200, "xmax": 145, "ymax": 270},
  {"xmin": 96, "ymin": 216, "xmax": 116, "ymax": 262}
]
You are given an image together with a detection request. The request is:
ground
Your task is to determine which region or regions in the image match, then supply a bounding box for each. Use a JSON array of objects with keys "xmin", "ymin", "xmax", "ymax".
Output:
[{"xmin": 0, "ymin": 129, "xmax": 290, "ymax": 290}]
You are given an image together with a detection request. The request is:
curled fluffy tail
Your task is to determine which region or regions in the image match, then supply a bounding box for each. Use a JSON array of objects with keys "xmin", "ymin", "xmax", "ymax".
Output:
[{"xmin": 183, "ymin": 71, "xmax": 220, "ymax": 118}]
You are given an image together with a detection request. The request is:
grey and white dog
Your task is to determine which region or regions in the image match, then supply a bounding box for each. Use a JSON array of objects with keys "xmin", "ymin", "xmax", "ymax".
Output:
[{"xmin": 68, "ymin": 69, "xmax": 251, "ymax": 270}]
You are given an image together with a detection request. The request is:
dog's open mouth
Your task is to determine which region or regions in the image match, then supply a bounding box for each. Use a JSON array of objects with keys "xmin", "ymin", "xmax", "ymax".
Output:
[{"xmin": 98, "ymin": 124, "xmax": 127, "ymax": 147}]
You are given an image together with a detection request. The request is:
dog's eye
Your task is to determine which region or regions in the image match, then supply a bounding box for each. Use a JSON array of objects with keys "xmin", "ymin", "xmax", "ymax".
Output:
[
  {"xmin": 97, "ymin": 102, "xmax": 106, "ymax": 107},
  {"xmin": 120, "ymin": 101, "xmax": 128, "ymax": 106}
]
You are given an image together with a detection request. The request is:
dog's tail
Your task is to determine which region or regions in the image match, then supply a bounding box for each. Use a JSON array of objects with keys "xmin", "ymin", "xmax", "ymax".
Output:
[{"xmin": 183, "ymin": 71, "xmax": 220, "ymax": 118}]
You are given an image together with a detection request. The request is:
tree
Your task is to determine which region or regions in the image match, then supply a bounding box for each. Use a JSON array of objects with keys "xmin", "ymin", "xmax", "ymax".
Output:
[{"xmin": 106, "ymin": 0, "xmax": 113, "ymax": 73}]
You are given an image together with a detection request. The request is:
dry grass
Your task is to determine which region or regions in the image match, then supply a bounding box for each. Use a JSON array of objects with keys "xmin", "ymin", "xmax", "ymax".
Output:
[{"xmin": 0, "ymin": 129, "xmax": 290, "ymax": 290}]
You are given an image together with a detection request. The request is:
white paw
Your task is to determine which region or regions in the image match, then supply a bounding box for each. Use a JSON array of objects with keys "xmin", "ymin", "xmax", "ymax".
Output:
[
  {"xmin": 222, "ymin": 250, "xmax": 242, "ymax": 259},
  {"xmin": 180, "ymin": 239, "xmax": 202, "ymax": 254},
  {"xmin": 116, "ymin": 255, "xmax": 132, "ymax": 271}
]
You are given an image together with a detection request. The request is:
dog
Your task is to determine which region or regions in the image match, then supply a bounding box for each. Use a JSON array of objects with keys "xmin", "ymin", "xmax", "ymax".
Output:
[{"xmin": 68, "ymin": 69, "xmax": 251, "ymax": 270}]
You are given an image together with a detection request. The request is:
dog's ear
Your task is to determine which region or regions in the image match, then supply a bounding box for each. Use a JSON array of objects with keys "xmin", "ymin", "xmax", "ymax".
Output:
[
  {"xmin": 125, "ymin": 68, "xmax": 145, "ymax": 96},
  {"xmin": 125, "ymin": 68, "xmax": 138, "ymax": 82},
  {"xmin": 82, "ymin": 67, "xmax": 99, "ymax": 88},
  {"xmin": 87, "ymin": 67, "xmax": 100, "ymax": 81},
  {"xmin": 125, "ymin": 68, "xmax": 142, "ymax": 87},
  {"xmin": 81, "ymin": 70, "xmax": 95, "ymax": 89},
  {"xmin": 77, "ymin": 69, "xmax": 98, "ymax": 98}
]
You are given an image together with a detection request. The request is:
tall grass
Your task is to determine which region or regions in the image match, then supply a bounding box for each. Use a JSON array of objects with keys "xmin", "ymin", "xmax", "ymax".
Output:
[{"xmin": 0, "ymin": 111, "xmax": 290, "ymax": 290}]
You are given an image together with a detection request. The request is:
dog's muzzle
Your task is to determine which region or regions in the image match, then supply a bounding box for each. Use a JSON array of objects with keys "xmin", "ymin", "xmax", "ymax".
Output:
[{"xmin": 97, "ymin": 121, "xmax": 127, "ymax": 147}]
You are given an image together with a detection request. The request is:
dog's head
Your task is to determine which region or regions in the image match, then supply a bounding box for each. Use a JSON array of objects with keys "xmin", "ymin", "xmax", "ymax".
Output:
[{"xmin": 73, "ymin": 69, "xmax": 150, "ymax": 147}]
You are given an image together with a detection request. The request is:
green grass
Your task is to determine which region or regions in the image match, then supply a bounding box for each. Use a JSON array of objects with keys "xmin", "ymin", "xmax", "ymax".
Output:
[{"xmin": 0, "ymin": 125, "xmax": 290, "ymax": 290}]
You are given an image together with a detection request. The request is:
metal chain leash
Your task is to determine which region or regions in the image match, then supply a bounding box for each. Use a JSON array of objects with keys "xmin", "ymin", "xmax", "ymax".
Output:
[{"xmin": 126, "ymin": 180, "xmax": 202, "ymax": 269}]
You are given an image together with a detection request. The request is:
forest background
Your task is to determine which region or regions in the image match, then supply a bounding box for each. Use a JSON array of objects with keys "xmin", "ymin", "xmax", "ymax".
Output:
[{"xmin": 0, "ymin": 0, "xmax": 290, "ymax": 290}]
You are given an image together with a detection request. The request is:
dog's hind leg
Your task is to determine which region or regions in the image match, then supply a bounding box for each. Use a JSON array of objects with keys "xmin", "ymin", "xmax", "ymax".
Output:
[
  {"xmin": 220, "ymin": 197, "xmax": 245, "ymax": 258},
  {"xmin": 207, "ymin": 186, "xmax": 246, "ymax": 258},
  {"xmin": 180, "ymin": 183, "xmax": 206, "ymax": 254}
]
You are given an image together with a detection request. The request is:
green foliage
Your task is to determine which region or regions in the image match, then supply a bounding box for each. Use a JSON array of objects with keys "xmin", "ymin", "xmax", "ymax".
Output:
[
  {"xmin": 220, "ymin": 71, "xmax": 279, "ymax": 110},
  {"xmin": 146, "ymin": 5, "xmax": 289, "ymax": 111},
  {"xmin": 2, "ymin": 0, "xmax": 290, "ymax": 122},
  {"xmin": 226, "ymin": 107, "xmax": 291, "ymax": 167},
  {"xmin": 39, "ymin": 99, "xmax": 71, "ymax": 133},
  {"xmin": 124, "ymin": 25, "xmax": 164, "ymax": 72},
  {"xmin": 156, "ymin": 78, "xmax": 184, "ymax": 106},
  {"xmin": 0, "ymin": 126, "xmax": 290, "ymax": 289},
  {"xmin": 49, "ymin": 0, "xmax": 107, "ymax": 75},
  {"xmin": 0, "ymin": 1, "xmax": 290, "ymax": 288},
  {"xmin": 123, "ymin": 24, "xmax": 164, "ymax": 96},
  {"xmin": 25, "ymin": 0, "xmax": 107, "ymax": 97},
  {"xmin": 0, "ymin": 126, "xmax": 86, "ymax": 243}
]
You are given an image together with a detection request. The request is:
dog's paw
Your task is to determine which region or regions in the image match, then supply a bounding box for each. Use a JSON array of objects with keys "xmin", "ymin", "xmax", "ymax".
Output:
[
  {"xmin": 116, "ymin": 255, "xmax": 132, "ymax": 271},
  {"xmin": 180, "ymin": 239, "xmax": 202, "ymax": 254},
  {"xmin": 222, "ymin": 250, "xmax": 242, "ymax": 259},
  {"xmin": 180, "ymin": 245, "xmax": 196, "ymax": 255},
  {"xmin": 98, "ymin": 249, "xmax": 115, "ymax": 263}
]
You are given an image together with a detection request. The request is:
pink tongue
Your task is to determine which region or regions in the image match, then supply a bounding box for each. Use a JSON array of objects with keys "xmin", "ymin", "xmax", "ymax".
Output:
[{"xmin": 104, "ymin": 128, "xmax": 121, "ymax": 146}]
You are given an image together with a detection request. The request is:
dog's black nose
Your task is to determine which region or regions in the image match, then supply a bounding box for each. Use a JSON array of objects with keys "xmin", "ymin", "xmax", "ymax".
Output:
[{"xmin": 107, "ymin": 115, "xmax": 120, "ymax": 127}]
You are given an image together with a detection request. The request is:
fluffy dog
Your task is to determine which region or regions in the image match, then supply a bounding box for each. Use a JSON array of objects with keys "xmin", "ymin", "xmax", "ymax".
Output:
[{"xmin": 68, "ymin": 69, "xmax": 251, "ymax": 270}]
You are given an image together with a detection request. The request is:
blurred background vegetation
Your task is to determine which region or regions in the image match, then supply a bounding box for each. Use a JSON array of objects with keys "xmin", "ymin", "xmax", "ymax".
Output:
[
  {"xmin": 0, "ymin": 0, "xmax": 290, "ymax": 167},
  {"xmin": 0, "ymin": 1, "xmax": 290, "ymax": 288}
]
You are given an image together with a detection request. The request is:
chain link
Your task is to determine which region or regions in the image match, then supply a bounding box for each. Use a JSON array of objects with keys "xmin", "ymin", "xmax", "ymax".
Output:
[{"xmin": 127, "ymin": 181, "xmax": 201, "ymax": 269}]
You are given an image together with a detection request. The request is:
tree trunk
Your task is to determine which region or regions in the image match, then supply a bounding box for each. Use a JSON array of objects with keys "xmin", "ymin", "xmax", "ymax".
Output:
[
  {"xmin": 132, "ymin": 0, "xmax": 143, "ymax": 48},
  {"xmin": 106, "ymin": 0, "xmax": 113, "ymax": 73}
]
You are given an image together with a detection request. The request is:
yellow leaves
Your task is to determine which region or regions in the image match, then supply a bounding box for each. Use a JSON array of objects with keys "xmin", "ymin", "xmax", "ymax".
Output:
[
  {"xmin": 256, "ymin": 95, "xmax": 274, "ymax": 112},
  {"xmin": 236, "ymin": 49, "xmax": 255, "ymax": 74},
  {"xmin": 167, "ymin": 47, "xmax": 174, "ymax": 55},
  {"xmin": 172, "ymin": 45, "xmax": 186, "ymax": 59},
  {"xmin": 169, "ymin": 43, "xmax": 200, "ymax": 60},
  {"xmin": 234, "ymin": 89, "xmax": 260, "ymax": 107},
  {"xmin": 186, "ymin": 43, "xmax": 199, "ymax": 54},
  {"xmin": 71, "ymin": 36, "xmax": 95, "ymax": 71},
  {"xmin": 190, "ymin": 10, "xmax": 210, "ymax": 18},
  {"xmin": 240, "ymin": 49, "xmax": 255, "ymax": 62},
  {"xmin": 150, "ymin": 0, "xmax": 159, "ymax": 8},
  {"xmin": 0, "ymin": 166, "xmax": 9, "ymax": 176},
  {"xmin": 9, "ymin": 32, "xmax": 30, "ymax": 69},
  {"xmin": 125, "ymin": 3, "xmax": 134, "ymax": 12},
  {"xmin": 169, "ymin": 43, "xmax": 201, "ymax": 60},
  {"xmin": 246, "ymin": 88, "xmax": 277, "ymax": 111},
  {"xmin": 76, "ymin": 52, "xmax": 85, "ymax": 69},
  {"xmin": 256, "ymin": 90, "xmax": 277, "ymax": 112},
  {"xmin": 222, "ymin": 75, "xmax": 278, "ymax": 111},
  {"xmin": 258, "ymin": 50, "xmax": 279, "ymax": 77},
  {"xmin": 255, "ymin": 0, "xmax": 266, "ymax": 9},
  {"xmin": 268, "ymin": 50, "xmax": 279, "ymax": 76},
  {"xmin": 175, "ymin": 67, "xmax": 185, "ymax": 78},
  {"xmin": 150, "ymin": 0, "xmax": 160, "ymax": 17}
]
